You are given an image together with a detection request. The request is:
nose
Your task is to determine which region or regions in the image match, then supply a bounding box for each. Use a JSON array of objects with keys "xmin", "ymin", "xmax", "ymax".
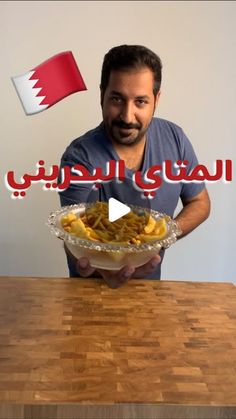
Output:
[{"xmin": 120, "ymin": 102, "xmax": 135, "ymax": 124}]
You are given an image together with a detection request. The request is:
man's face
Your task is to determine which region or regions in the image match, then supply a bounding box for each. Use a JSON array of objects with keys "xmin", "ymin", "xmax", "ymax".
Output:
[{"xmin": 101, "ymin": 67, "xmax": 160, "ymax": 146}]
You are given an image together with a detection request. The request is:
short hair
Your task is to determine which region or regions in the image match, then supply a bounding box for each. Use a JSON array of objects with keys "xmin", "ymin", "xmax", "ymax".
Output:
[{"xmin": 100, "ymin": 44, "xmax": 162, "ymax": 97}]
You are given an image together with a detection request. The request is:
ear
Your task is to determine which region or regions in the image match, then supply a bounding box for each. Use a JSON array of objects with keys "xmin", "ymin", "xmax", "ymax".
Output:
[
  {"xmin": 153, "ymin": 90, "xmax": 161, "ymax": 114},
  {"xmin": 155, "ymin": 90, "xmax": 161, "ymax": 106}
]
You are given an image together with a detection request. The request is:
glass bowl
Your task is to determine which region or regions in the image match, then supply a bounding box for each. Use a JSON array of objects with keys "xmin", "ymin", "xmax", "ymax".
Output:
[{"xmin": 47, "ymin": 203, "xmax": 182, "ymax": 270}]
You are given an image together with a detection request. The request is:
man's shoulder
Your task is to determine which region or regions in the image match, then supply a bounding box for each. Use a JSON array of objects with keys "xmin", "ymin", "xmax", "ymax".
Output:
[
  {"xmin": 149, "ymin": 117, "xmax": 184, "ymax": 135},
  {"xmin": 148, "ymin": 117, "xmax": 193, "ymax": 157},
  {"xmin": 61, "ymin": 122, "xmax": 105, "ymax": 162},
  {"xmin": 69, "ymin": 122, "xmax": 104, "ymax": 148},
  {"xmin": 149, "ymin": 117, "xmax": 189, "ymax": 150}
]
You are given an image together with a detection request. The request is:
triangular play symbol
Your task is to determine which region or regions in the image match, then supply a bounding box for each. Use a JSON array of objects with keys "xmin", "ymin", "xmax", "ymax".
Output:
[{"xmin": 108, "ymin": 198, "xmax": 131, "ymax": 222}]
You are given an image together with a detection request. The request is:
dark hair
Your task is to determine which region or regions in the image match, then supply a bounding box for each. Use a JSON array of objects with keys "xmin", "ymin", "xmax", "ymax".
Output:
[{"xmin": 100, "ymin": 44, "xmax": 162, "ymax": 97}]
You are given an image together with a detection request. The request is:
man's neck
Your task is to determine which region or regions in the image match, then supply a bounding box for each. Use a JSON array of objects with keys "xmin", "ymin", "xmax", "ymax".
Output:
[{"xmin": 112, "ymin": 137, "xmax": 146, "ymax": 171}]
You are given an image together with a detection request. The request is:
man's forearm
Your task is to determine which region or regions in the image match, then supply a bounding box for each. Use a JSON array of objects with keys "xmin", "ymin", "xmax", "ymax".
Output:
[{"xmin": 174, "ymin": 189, "xmax": 211, "ymax": 239}]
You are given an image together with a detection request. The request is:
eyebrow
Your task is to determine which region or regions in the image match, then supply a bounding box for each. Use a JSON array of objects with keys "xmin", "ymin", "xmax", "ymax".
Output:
[{"xmin": 109, "ymin": 91, "xmax": 150, "ymax": 100}]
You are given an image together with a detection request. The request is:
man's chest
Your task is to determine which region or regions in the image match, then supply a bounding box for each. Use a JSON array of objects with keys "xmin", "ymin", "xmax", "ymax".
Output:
[{"xmin": 122, "ymin": 153, "xmax": 144, "ymax": 171}]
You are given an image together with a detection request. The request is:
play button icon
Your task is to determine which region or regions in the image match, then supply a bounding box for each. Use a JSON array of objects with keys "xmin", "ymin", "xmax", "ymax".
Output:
[{"xmin": 108, "ymin": 198, "xmax": 131, "ymax": 222}]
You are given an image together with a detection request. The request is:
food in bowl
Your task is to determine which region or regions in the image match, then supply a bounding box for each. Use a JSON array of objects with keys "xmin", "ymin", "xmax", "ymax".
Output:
[
  {"xmin": 47, "ymin": 202, "xmax": 181, "ymax": 270},
  {"xmin": 60, "ymin": 201, "xmax": 168, "ymax": 244}
]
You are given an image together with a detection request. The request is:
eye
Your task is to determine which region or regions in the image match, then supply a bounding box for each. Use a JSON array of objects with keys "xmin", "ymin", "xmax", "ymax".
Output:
[
  {"xmin": 110, "ymin": 96, "xmax": 123, "ymax": 104},
  {"xmin": 135, "ymin": 99, "xmax": 148, "ymax": 107}
]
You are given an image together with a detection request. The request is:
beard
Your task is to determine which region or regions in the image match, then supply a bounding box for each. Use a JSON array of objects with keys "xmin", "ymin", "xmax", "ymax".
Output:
[{"xmin": 104, "ymin": 119, "xmax": 149, "ymax": 146}]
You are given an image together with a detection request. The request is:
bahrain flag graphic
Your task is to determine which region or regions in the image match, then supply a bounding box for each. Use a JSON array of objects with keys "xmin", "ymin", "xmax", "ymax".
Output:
[{"xmin": 11, "ymin": 51, "xmax": 87, "ymax": 115}]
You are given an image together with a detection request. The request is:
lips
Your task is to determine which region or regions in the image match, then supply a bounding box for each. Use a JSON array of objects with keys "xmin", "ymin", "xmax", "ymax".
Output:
[
  {"xmin": 112, "ymin": 120, "xmax": 140, "ymax": 130},
  {"xmin": 118, "ymin": 127, "xmax": 135, "ymax": 137},
  {"xmin": 119, "ymin": 127, "xmax": 135, "ymax": 132}
]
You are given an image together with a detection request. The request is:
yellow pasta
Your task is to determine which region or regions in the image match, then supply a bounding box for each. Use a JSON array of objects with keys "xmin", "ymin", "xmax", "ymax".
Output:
[{"xmin": 60, "ymin": 201, "xmax": 168, "ymax": 244}]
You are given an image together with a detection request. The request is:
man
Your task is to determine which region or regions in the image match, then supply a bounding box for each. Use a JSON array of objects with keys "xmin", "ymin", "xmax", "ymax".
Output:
[{"xmin": 59, "ymin": 44, "xmax": 210, "ymax": 288}]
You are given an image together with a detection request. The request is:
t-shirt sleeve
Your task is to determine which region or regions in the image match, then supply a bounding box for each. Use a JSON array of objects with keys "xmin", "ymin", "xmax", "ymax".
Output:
[{"xmin": 178, "ymin": 128, "xmax": 206, "ymax": 202}]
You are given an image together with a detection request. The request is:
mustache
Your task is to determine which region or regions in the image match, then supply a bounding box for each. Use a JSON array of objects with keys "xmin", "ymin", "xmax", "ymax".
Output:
[{"xmin": 112, "ymin": 120, "xmax": 141, "ymax": 129}]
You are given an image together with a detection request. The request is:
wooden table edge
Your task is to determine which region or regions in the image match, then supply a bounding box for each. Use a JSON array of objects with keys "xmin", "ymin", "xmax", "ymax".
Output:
[{"xmin": 0, "ymin": 402, "xmax": 236, "ymax": 419}]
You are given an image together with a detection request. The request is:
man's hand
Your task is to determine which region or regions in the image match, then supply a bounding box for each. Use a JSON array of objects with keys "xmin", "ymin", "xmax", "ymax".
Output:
[{"xmin": 76, "ymin": 255, "xmax": 161, "ymax": 289}]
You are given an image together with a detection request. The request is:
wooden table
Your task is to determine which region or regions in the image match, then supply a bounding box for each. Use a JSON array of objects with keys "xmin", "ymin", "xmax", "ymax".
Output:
[{"xmin": 0, "ymin": 277, "xmax": 236, "ymax": 419}]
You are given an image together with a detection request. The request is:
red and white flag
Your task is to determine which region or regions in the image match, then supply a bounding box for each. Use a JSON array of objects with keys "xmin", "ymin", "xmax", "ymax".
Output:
[{"xmin": 11, "ymin": 51, "xmax": 87, "ymax": 115}]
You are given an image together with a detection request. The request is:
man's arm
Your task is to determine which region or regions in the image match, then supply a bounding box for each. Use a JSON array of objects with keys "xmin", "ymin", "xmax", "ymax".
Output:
[{"xmin": 174, "ymin": 188, "xmax": 211, "ymax": 239}]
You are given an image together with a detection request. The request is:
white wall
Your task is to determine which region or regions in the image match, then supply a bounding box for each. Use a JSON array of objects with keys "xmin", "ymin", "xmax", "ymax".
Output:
[{"xmin": 0, "ymin": 1, "xmax": 235, "ymax": 282}]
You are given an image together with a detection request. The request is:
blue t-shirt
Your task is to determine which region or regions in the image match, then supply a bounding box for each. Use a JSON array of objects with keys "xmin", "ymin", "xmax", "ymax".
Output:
[{"xmin": 59, "ymin": 117, "xmax": 205, "ymax": 279}]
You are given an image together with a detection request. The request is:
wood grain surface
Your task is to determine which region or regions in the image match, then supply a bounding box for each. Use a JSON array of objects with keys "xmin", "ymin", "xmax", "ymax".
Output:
[{"xmin": 0, "ymin": 276, "xmax": 236, "ymax": 419}]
